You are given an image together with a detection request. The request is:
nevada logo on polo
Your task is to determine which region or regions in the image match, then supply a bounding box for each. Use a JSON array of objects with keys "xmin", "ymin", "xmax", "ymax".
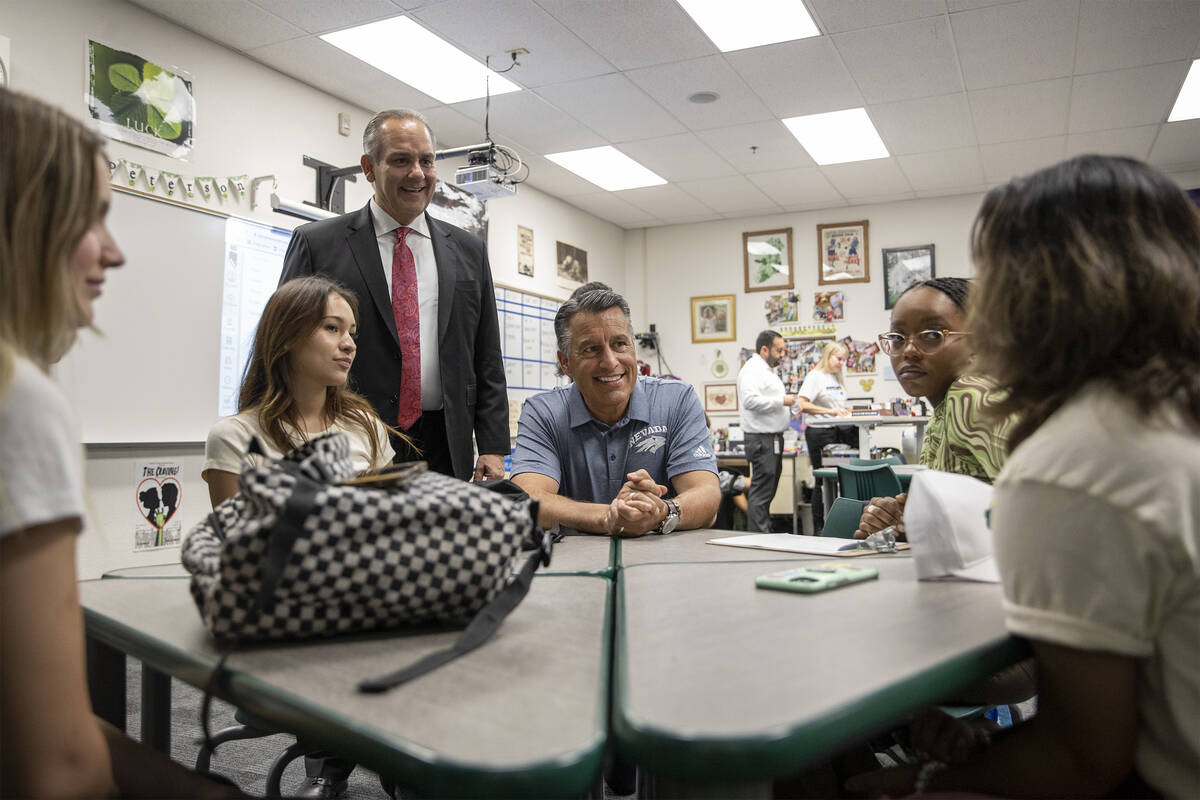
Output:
[{"xmin": 630, "ymin": 424, "xmax": 667, "ymax": 454}]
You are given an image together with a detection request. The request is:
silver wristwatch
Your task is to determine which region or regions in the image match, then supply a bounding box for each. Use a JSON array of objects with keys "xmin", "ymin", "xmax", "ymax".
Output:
[{"xmin": 655, "ymin": 499, "xmax": 680, "ymax": 535}]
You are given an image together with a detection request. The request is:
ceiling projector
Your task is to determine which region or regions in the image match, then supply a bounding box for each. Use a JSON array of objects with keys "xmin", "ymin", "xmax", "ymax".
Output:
[{"xmin": 454, "ymin": 164, "xmax": 517, "ymax": 200}]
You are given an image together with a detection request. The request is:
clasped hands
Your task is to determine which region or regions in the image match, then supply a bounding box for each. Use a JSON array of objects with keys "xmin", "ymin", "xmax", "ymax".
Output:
[
  {"xmin": 604, "ymin": 469, "xmax": 668, "ymax": 538},
  {"xmin": 854, "ymin": 492, "xmax": 907, "ymax": 540}
]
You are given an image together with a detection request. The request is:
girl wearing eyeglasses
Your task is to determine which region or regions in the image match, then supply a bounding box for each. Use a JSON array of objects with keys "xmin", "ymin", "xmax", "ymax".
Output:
[{"xmin": 856, "ymin": 277, "xmax": 1012, "ymax": 540}]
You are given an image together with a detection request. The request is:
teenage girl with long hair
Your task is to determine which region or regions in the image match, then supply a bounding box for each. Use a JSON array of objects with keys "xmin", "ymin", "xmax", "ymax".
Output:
[{"xmin": 203, "ymin": 276, "xmax": 397, "ymax": 506}]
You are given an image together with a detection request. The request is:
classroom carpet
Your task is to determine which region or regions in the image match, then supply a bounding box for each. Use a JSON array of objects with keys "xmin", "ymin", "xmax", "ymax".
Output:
[{"xmin": 122, "ymin": 659, "xmax": 634, "ymax": 799}]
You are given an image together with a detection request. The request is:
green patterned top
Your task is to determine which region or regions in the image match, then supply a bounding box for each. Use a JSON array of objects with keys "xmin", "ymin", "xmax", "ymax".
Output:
[{"xmin": 919, "ymin": 375, "xmax": 1012, "ymax": 482}]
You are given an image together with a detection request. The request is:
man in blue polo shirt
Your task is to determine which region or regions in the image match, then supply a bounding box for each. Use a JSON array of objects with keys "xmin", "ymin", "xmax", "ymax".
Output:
[{"xmin": 511, "ymin": 286, "xmax": 720, "ymax": 537}]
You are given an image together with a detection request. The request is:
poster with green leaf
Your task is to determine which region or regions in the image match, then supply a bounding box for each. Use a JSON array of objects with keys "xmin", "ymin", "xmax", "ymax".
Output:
[{"xmin": 88, "ymin": 40, "xmax": 194, "ymax": 158}]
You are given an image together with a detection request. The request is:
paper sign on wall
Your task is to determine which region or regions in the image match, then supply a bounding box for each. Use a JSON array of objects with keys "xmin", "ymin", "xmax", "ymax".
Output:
[{"xmin": 133, "ymin": 460, "xmax": 183, "ymax": 551}]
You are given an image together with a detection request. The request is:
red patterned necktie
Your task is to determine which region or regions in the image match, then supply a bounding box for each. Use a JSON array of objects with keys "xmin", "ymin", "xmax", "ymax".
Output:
[{"xmin": 391, "ymin": 227, "xmax": 421, "ymax": 430}]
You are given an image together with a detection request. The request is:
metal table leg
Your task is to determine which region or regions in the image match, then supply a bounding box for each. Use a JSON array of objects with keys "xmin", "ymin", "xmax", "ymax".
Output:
[
  {"xmin": 141, "ymin": 664, "xmax": 172, "ymax": 753},
  {"xmin": 86, "ymin": 635, "xmax": 126, "ymax": 731}
]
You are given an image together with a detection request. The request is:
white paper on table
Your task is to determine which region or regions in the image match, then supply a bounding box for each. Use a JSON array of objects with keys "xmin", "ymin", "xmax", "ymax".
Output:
[{"xmin": 707, "ymin": 533, "xmax": 907, "ymax": 556}]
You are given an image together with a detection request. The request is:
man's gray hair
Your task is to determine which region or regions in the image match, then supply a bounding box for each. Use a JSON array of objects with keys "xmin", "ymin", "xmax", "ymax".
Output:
[
  {"xmin": 554, "ymin": 287, "xmax": 634, "ymax": 376},
  {"xmin": 362, "ymin": 108, "xmax": 436, "ymax": 163}
]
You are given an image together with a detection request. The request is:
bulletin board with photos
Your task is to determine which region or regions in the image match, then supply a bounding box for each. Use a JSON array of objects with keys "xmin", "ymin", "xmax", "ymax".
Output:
[{"xmin": 739, "ymin": 337, "xmax": 835, "ymax": 394}]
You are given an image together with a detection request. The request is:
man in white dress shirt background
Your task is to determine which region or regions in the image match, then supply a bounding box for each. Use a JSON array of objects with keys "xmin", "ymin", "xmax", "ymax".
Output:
[{"xmin": 736, "ymin": 329, "xmax": 796, "ymax": 533}]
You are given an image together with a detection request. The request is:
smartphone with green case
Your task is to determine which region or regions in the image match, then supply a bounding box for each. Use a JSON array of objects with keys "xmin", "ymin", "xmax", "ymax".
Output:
[{"xmin": 755, "ymin": 563, "xmax": 879, "ymax": 593}]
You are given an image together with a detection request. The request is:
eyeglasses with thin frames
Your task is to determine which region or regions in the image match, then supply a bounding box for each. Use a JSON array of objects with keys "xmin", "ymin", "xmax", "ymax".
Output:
[{"xmin": 877, "ymin": 329, "xmax": 968, "ymax": 355}]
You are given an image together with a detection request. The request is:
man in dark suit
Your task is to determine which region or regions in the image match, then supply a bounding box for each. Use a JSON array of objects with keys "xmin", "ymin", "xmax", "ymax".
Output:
[{"xmin": 279, "ymin": 108, "xmax": 508, "ymax": 484}]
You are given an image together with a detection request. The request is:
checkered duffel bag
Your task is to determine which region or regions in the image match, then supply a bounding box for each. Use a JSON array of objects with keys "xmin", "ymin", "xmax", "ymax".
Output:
[{"xmin": 182, "ymin": 432, "xmax": 551, "ymax": 692}]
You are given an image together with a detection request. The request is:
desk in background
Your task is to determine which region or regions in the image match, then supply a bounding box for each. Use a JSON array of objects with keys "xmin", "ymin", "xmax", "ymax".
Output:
[{"xmin": 805, "ymin": 414, "xmax": 930, "ymax": 458}]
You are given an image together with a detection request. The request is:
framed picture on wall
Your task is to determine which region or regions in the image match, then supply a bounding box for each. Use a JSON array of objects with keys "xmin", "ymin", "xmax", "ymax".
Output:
[
  {"xmin": 817, "ymin": 220, "xmax": 870, "ymax": 285},
  {"xmin": 704, "ymin": 383, "xmax": 739, "ymax": 413},
  {"xmin": 882, "ymin": 244, "xmax": 935, "ymax": 309},
  {"xmin": 743, "ymin": 228, "xmax": 794, "ymax": 293},
  {"xmin": 691, "ymin": 294, "xmax": 736, "ymax": 343}
]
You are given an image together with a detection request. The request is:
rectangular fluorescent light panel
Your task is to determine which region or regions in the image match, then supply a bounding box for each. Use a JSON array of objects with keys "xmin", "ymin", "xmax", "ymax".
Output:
[
  {"xmin": 321, "ymin": 16, "xmax": 521, "ymax": 104},
  {"xmin": 782, "ymin": 108, "xmax": 890, "ymax": 165},
  {"xmin": 676, "ymin": 0, "xmax": 819, "ymax": 52},
  {"xmin": 1167, "ymin": 59, "xmax": 1200, "ymax": 122},
  {"xmin": 545, "ymin": 146, "xmax": 667, "ymax": 191}
]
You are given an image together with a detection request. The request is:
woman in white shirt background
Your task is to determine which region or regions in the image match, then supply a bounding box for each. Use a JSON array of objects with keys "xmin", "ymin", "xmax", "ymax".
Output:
[{"xmin": 796, "ymin": 341, "xmax": 854, "ymax": 530}]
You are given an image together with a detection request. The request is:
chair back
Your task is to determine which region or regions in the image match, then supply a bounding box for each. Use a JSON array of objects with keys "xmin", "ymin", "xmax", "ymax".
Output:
[
  {"xmin": 822, "ymin": 497, "xmax": 864, "ymax": 538},
  {"xmin": 836, "ymin": 462, "xmax": 903, "ymax": 501}
]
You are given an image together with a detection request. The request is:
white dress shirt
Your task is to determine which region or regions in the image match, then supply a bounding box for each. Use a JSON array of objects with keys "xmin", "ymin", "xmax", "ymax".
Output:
[
  {"xmin": 737, "ymin": 353, "xmax": 789, "ymax": 434},
  {"xmin": 370, "ymin": 198, "xmax": 442, "ymax": 411}
]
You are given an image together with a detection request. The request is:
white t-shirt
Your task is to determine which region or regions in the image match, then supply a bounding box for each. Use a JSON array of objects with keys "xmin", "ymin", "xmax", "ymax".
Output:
[
  {"xmin": 992, "ymin": 384, "xmax": 1200, "ymax": 798},
  {"xmin": 0, "ymin": 356, "xmax": 85, "ymax": 538},
  {"xmin": 203, "ymin": 412, "xmax": 394, "ymax": 480},
  {"xmin": 797, "ymin": 367, "xmax": 846, "ymax": 412}
]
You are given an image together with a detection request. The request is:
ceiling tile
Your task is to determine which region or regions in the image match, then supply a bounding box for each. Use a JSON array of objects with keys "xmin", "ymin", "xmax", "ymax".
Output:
[
  {"xmin": 533, "ymin": 0, "xmax": 716, "ymax": 71},
  {"xmin": 130, "ymin": 0, "xmax": 306, "ymax": 50},
  {"xmin": 1064, "ymin": 125, "xmax": 1158, "ymax": 161},
  {"xmin": 675, "ymin": 175, "xmax": 781, "ymax": 215},
  {"xmin": 978, "ymin": 136, "xmax": 1066, "ymax": 183},
  {"xmin": 724, "ymin": 38, "xmax": 863, "ymax": 118},
  {"xmin": 969, "ymin": 77, "xmax": 1070, "ymax": 143},
  {"xmin": 1148, "ymin": 119, "xmax": 1200, "ymax": 170},
  {"xmin": 820, "ymin": 159, "xmax": 913, "ymax": 197},
  {"xmin": 247, "ymin": 0, "xmax": 401, "ymax": 33},
  {"xmin": 411, "ymin": 0, "xmax": 614, "ymax": 88},
  {"xmin": 534, "ymin": 74, "xmax": 687, "ymax": 142},
  {"xmin": 832, "ymin": 16, "xmax": 962, "ymax": 103},
  {"xmin": 1069, "ymin": 61, "xmax": 1191, "ymax": 133},
  {"xmin": 1075, "ymin": 0, "xmax": 1200, "ymax": 74},
  {"xmin": 451, "ymin": 91, "xmax": 605, "ymax": 153},
  {"xmin": 847, "ymin": 191, "xmax": 917, "ymax": 206},
  {"xmin": 897, "ymin": 147, "xmax": 985, "ymax": 190},
  {"xmin": 784, "ymin": 199, "xmax": 850, "ymax": 213},
  {"xmin": 246, "ymin": 37, "xmax": 441, "ymax": 111},
  {"xmin": 914, "ymin": 185, "xmax": 988, "ymax": 200},
  {"xmin": 809, "ymin": 0, "xmax": 947, "ymax": 33},
  {"xmin": 617, "ymin": 133, "xmax": 737, "ymax": 182},
  {"xmin": 515, "ymin": 153, "xmax": 605, "ymax": 196},
  {"xmin": 951, "ymin": 0, "xmax": 1078, "ymax": 90},
  {"xmin": 421, "ymin": 105, "xmax": 493, "ymax": 148},
  {"xmin": 616, "ymin": 184, "xmax": 719, "ymax": 218},
  {"xmin": 695, "ymin": 120, "xmax": 818, "ymax": 172},
  {"xmin": 625, "ymin": 55, "xmax": 776, "ymax": 130},
  {"xmin": 946, "ymin": 0, "xmax": 1020, "ymax": 9},
  {"xmin": 869, "ymin": 92, "xmax": 976, "ymax": 154},
  {"xmin": 518, "ymin": 153, "xmax": 609, "ymax": 196},
  {"xmin": 747, "ymin": 167, "xmax": 844, "ymax": 206},
  {"xmin": 565, "ymin": 192, "xmax": 662, "ymax": 227},
  {"xmin": 658, "ymin": 213, "xmax": 725, "ymax": 226}
]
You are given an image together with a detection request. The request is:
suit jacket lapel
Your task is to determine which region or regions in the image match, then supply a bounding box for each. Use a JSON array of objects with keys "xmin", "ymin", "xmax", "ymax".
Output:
[
  {"xmin": 347, "ymin": 204, "xmax": 400, "ymax": 348},
  {"xmin": 427, "ymin": 212, "xmax": 455, "ymax": 346}
]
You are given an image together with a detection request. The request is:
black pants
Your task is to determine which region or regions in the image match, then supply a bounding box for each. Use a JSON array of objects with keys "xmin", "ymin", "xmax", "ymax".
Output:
[
  {"xmin": 392, "ymin": 409, "xmax": 455, "ymax": 477},
  {"xmin": 805, "ymin": 424, "xmax": 858, "ymax": 531},
  {"xmin": 745, "ymin": 432, "xmax": 783, "ymax": 533}
]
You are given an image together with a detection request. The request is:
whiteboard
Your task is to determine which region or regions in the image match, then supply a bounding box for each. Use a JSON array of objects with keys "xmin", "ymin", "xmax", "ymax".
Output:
[{"xmin": 54, "ymin": 190, "xmax": 243, "ymax": 443}]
